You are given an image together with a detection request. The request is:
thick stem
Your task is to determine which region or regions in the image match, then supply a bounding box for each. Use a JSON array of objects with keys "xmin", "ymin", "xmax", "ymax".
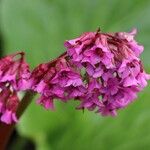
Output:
[
  {"xmin": 0, "ymin": 123, "xmax": 15, "ymax": 150},
  {"xmin": 0, "ymin": 91, "xmax": 35, "ymax": 150},
  {"xmin": 17, "ymin": 91, "xmax": 36, "ymax": 118}
]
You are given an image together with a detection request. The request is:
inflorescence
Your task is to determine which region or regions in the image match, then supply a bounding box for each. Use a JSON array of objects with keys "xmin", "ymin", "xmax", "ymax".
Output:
[{"xmin": 0, "ymin": 29, "xmax": 149, "ymax": 124}]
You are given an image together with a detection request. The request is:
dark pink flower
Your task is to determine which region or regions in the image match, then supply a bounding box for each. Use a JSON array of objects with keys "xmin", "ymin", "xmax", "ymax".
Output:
[
  {"xmin": 1, "ymin": 92, "xmax": 19, "ymax": 124},
  {"xmin": 0, "ymin": 86, "xmax": 19, "ymax": 124},
  {"xmin": 115, "ymin": 29, "xmax": 144, "ymax": 56},
  {"xmin": 0, "ymin": 52, "xmax": 31, "ymax": 91},
  {"xmin": 77, "ymin": 91, "xmax": 103, "ymax": 111},
  {"xmin": 51, "ymin": 68, "xmax": 83, "ymax": 87},
  {"xmin": 37, "ymin": 95, "xmax": 54, "ymax": 110},
  {"xmin": 101, "ymin": 78, "xmax": 119, "ymax": 95},
  {"xmin": 85, "ymin": 63, "xmax": 104, "ymax": 78}
]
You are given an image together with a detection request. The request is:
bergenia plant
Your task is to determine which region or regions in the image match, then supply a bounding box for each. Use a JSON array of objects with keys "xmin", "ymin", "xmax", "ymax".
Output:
[{"xmin": 0, "ymin": 29, "xmax": 149, "ymax": 149}]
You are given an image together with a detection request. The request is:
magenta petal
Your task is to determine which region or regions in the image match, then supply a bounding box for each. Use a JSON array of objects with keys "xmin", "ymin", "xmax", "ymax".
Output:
[
  {"xmin": 123, "ymin": 76, "xmax": 138, "ymax": 87},
  {"xmin": 37, "ymin": 96, "xmax": 55, "ymax": 110},
  {"xmin": 1, "ymin": 110, "xmax": 16, "ymax": 124},
  {"xmin": 35, "ymin": 80, "xmax": 47, "ymax": 93},
  {"xmin": 86, "ymin": 63, "xmax": 94, "ymax": 76}
]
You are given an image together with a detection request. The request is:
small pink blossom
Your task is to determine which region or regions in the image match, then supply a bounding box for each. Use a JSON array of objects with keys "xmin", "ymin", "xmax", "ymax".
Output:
[
  {"xmin": 115, "ymin": 29, "xmax": 144, "ymax": 56},
  {"xmin": 0, "ymin": 91, "xmax": 19, "ymax": 124},
  {"xmin": 0, "ymin": 52, "xmax": 31, "ymax": 91}
]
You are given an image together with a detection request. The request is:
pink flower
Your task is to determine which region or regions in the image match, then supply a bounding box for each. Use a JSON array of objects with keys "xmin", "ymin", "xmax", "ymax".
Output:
[
  {"xmin": 102, "ymin": 78, "xmax": 119, "ymax": 95},
  {"xmin": 37, "ymin": 96, "xmax": 54, "ymax": 110},
  {"xmin": 77, "ymin": 91, "xmax": 103, "ymax": 111},
  {"xmin": 76, "ymin": 79, "xmax": 102, "ymax": 111},
  {"xmin": 115, "ymin": 29, "xmax": 144, "ymax": 56},
  {"xmin": 0, "ymin": 91, "xmax": 19, "ymax": 124},
  {"xmin": 51, "ymin": 68, "xmax": 83, "ymax": 87},
  {"xmin": 85, "ymin": 63, "xmax": 104, "ymax": 78},
  {"xmin": 1, "ymin": 110, "xmax": 18, "ymax": 124},
  {"xmin": 0, "ymin": 52, "xmax": 31, "ymax": 91}
]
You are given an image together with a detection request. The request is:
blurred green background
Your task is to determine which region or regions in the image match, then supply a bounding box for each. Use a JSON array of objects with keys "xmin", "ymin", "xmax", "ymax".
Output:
[{"xmin": 0, "ymin": 0, "xmax": 150, "ymax": 150}]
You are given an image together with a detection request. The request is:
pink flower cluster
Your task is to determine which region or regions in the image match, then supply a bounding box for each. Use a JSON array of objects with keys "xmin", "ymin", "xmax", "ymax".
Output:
[
  {"xmin": 0, "ymin": 29, "xmax": 149, "ymax": 124},
  {"xmin": 0, "ymin": 52, "xmax": 30, "ymax": 124},
  {"xmin": 64, "ymin": 29, "xmax": 150, "ymax": 116},
  {"xmin": 29, "ymin": 56, "xmax": 85, "ymax": 110}
]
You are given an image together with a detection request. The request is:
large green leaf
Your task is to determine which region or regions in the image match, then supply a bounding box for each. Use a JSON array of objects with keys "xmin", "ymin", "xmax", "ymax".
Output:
[{"xmin": 0, "ymin": 0, "xmax": 150, "ymax": 150}]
